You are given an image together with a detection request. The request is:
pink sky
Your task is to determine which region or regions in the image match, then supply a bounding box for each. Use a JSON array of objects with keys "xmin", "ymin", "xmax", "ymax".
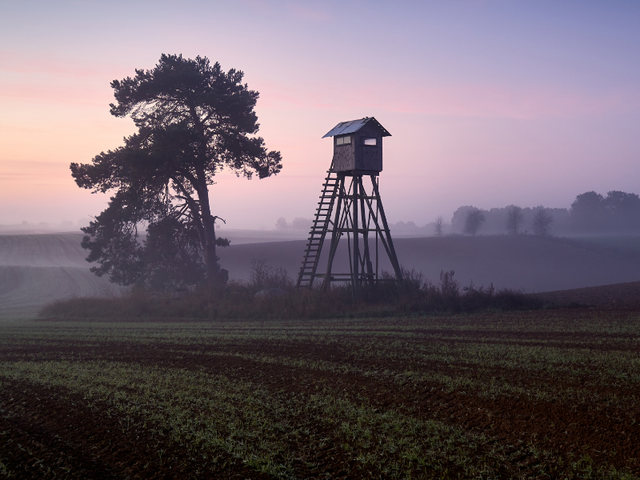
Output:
[{"xmin": 1, "ymin": 1, "xmax": 639, "ymax": 230}]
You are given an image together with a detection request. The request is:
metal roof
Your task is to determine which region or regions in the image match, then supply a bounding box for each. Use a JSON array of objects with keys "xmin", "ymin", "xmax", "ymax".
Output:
[{"xmin": 322, "ymin": 117, "xmax": 391, "ymax": 138}]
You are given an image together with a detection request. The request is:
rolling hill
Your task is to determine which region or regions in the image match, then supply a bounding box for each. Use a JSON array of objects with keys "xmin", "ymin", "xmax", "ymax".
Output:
[
  {"xmin": 220, "ymin": 234, "xmax": 640, "ymax": 292},
  {"xmin": 0, "ymin": 233, "xmax": 122, "ymax": 319},
  {"xmin": 2, "ymin": 232, "xmax": 640, "ymax": 319}
]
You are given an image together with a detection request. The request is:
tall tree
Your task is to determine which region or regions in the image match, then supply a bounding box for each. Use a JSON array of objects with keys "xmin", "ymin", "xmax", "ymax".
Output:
[
  {"xmin": 569, "ymin": 191, "xmax": 605, "ymax": 232},
  {"xmin": 463, "ymin": 208, "xmax": 485, "ymax": 236},
  {"xmin": 505, "ymin": 205, "xmax": 524, "ymax": 235},
  {"xmin": 603, "ymin": 191, "xmax": 640, "ymax": 232},
  {"xmin": 433, "ymin": 215, "xmax": 444, "ymax": 237},
  {"xmin": 451, "ymin": 206, "xmax": 477, "ymax": 233},
  {"xmin": 532, "ymin": 206, "xmax": 553, "ymax": 236},
  {"xmin": 569, "ymin": 190, "xmax": 640, "ymax": 233},
  {"xmin": 71, "ymin": 54, "xmax": 282, "ymax": 290}
]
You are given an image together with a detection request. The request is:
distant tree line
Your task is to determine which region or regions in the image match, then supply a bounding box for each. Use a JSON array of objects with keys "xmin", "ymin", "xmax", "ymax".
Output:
[
  {"xmin": 447, "ymin": 190, "xmax": 640, "ymax": 236},
  {"xmin": 450, "ymin": 205, "xmax": 566, "ymax": 236},
  {"xmin": 569, "ymin": 191, "xmax": 640, "ymax": 233}
]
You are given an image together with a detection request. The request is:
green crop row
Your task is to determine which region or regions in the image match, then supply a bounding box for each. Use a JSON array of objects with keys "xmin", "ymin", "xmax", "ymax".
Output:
[
  {"xmin": 1, "ymin": 311, "xmax": 639, "ymax": 478},
  {"xmin": 0, "ymin": 360, "xmax": 559, "ymax": 478}
]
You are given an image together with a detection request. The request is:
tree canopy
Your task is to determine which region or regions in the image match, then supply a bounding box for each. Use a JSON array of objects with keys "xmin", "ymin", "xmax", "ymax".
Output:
[
  {"xmin": 463, "ymin": 208, "xmax": 486, "ymax": 236},
  {"xmin": 505, "ymin": 205, "xmax": 524, "ymax": 235},
  {"xmin": 532, "ymin": 206, "xmax": 553, "ymax": 236},
  {"xmin": 71, "ymin": 54, "xmax": 282, "ymax": 291},
  {"xmin": 569, "ymin": 190, "xmax": 640, "ymax": 233}
]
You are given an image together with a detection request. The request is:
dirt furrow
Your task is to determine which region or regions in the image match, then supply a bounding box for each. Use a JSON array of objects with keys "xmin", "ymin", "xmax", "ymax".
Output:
[
  {"xmin": 6, "ymin": 339, "xmax": 638, "ymax": 475},
  {"xmin": 0, "ymin": 379, "xmax": 272, "ymax": 479}
]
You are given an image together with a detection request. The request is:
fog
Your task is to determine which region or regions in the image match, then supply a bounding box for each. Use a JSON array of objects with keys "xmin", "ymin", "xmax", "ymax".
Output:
[
  {"xmin": 219, "ymin": 234, "xmax": 640, "ymax": 292},
  {"xmin": 2, "ymin": 229, "xmax": 640, "ymax": 319},
  {"xmin": 4, "ymin": 186, "xmax": 640, "ymax": 318}
]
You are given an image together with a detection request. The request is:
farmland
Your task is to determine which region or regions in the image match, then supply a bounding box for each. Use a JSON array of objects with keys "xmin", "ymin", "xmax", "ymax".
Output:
[{"xmin": 1, "ymin": 309, "xmax": 639, "ymax": 479}]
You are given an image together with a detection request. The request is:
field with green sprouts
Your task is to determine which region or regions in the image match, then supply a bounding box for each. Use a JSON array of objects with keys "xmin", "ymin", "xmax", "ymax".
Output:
[{"xmin": 1, "ymin": 309, "xmax": 639, "ymax": 479}]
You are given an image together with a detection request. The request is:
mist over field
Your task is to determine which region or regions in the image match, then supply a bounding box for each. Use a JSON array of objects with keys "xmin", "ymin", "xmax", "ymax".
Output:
[
  {"xmin": 0, "ymin": 234, "xmax": 122, "ymax": 318},
  {"xmin": 2, "ymin": 230, "xmax": 640, "ymax": 319},
  {"xmin": 220, "ymin": 234, "xmax": 640, "ymax": 291}
]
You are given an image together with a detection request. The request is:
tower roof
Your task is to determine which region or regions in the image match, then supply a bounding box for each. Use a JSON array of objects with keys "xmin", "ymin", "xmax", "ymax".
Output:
[{"xmin": 322, "ymin": 117, "xmax": 391, "ymax": 138}]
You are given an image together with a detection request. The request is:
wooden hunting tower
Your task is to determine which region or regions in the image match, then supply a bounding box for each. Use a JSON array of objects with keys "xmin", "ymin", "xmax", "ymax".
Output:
[
  {"xmin": 297, "ymin": 117, "xmax": 403, "ymax": 297},
  {"xmin": 328, "ymin": 117, "xmax": 388, "ymax": 173}
]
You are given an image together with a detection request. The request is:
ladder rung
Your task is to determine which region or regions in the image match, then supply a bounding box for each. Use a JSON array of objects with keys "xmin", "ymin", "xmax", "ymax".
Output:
[{"xmin": 296, "ymin": 173, "xmax": 342, "ymax": 288}]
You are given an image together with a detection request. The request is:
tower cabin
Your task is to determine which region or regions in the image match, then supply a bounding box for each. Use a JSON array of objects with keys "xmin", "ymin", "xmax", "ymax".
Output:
[{"xmin": 322, "ymin": 117, "xmax": 391, "ymax": 174}]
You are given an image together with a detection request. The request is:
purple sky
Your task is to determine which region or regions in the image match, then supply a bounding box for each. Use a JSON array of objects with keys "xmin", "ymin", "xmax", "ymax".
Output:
[{"xmin": 1, "ymin": 1, "xmax": 639, "ymax": 230}]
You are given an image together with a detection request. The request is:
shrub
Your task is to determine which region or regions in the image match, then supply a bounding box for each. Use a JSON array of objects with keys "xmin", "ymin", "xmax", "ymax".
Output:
[{"xmin": 39, "ymin": 266, "xmax": 546, "ymax": 321}]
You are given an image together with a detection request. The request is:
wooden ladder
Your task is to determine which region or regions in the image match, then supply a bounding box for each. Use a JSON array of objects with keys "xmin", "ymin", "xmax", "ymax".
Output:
[{"xmin": 296, "ymin": 171, "xmax": 340, "ymax": 288}]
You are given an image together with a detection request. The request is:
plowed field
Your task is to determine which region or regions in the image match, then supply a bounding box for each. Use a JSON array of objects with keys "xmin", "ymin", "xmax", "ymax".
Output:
[{"xmin": 1, "ymin": 309, "xmax": 639, "ymax": 479}]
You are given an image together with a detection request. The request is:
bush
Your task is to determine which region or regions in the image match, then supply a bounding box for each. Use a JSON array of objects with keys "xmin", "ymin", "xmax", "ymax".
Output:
[{"xmin": 39, "ymin": 265, "xmax": 545, "ymax": 321}]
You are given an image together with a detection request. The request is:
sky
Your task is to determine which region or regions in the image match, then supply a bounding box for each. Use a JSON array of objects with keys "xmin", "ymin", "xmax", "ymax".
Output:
[{"xmin": 1, "ymin": 0, "xmax": 639, "ymax": 231}]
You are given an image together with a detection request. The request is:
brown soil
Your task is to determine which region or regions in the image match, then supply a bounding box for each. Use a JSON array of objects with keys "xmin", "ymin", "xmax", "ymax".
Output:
[
  {"xmin": 2, "ymin": 308, "xmax": 640, "ymax": 478},
  {"xmin": 539, "ymin": 280, "xmax": 640, "ymax": 308}
]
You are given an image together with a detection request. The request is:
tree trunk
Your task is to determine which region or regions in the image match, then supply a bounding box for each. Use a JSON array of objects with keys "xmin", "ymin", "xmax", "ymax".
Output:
[
  {"xmin": 195, "ymin": 177, "xmax": 221, "ymax": 288},
  {"xmin": 204, "ymin": 214, "xmax": 219, "ymax": 285}
]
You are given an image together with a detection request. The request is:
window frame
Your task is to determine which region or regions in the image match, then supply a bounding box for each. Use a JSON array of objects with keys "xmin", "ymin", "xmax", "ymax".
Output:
[{"xmin": 335, "ymin": 135, "xmax": 352, "ymax": 146}]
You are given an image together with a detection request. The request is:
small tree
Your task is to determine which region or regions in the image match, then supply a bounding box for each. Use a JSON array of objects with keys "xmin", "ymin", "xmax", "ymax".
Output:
[
  {"xmin": 434, "ymin": 215, "xmax": 444, "ymax": 236},
  {"xmin": 532, "ymin": 206, "xmax": 553, "ymax": 236},
  {"xmin": 506, "ymin": 205, "xmax": 524, "ymax": 235},
  {"xmin": 464, "ymin": 208, "xmax": 485, "ymax": 236}
]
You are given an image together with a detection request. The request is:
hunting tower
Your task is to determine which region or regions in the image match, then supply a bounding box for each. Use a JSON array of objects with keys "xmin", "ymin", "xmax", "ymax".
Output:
[{"xmin": 296, "ymin": 117, "xmax": 403, "ymax": 297}]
